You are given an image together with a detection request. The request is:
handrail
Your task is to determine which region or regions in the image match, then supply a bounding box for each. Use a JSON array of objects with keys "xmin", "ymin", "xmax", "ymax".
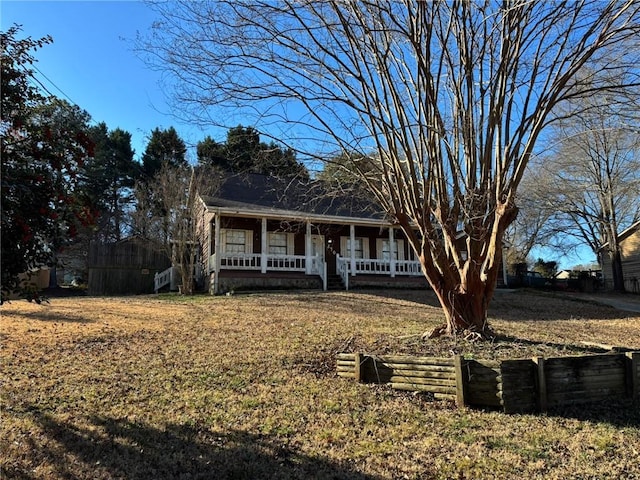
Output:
[
  {"xmin": 336, "ymin": 256, "xmax": 422, "ymax": 277},
  {"xmin": 336, "ymin": 255, "xmax": 349, "ymax": 290},
  {"xmin": 154, "ymin": 266, "xmax": 173, "ymax": 293}
]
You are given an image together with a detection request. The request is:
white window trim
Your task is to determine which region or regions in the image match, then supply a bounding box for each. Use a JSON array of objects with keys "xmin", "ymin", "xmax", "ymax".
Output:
[
  {"xmin": 221, "ymin": 229, "xmax": 253, "ymax": 254},
  {"xmin": 376, "ymin": 238, "xmax": 405, "ymax": 261},
  {"xmin": 340, "ymin": 236, "xmax": 370, "ymax": 259},
  {"xmin": 267, "ymin": 232, "xmax": 295, "ymax": 255}
]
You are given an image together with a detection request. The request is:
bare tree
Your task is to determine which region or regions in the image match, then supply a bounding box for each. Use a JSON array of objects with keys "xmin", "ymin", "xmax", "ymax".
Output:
[
  {"xmin": 503, "ymin": 169, "xmax": 557, "ymax": 272},
  {"xmin": 132, "ymin": 163, "xmax": 221, "ymax": 294},
  {"xmin": 529, "ymin": 98, "xmax": 640, "ymax": 291},
  {"xmin": 139, "ymin": 1, "xmax": 640, "ymax": 337}
]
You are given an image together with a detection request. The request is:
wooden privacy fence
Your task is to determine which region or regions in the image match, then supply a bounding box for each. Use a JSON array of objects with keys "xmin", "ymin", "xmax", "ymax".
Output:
[
  {"xmin": 88, "ymin": 238, "xmax": 171, "ymax": 295},
  {"xmin": 336, "ymin": 351, "xmax": 640, "ymax": 413}
]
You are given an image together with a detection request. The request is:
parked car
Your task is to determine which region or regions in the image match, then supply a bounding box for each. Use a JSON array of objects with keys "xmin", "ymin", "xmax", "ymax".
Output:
[
  {"xmin": 522, "ymin": 271, "xmax": 548, "ymax": 288},
  {"xmin": 507, "ymin": 271, "xmax": 550, "ymax": 288}
]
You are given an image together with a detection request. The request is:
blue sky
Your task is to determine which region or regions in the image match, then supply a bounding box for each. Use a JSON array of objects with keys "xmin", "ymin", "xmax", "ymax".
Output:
[
  {"xmin": 2, "ymin": 1, "xmax": 596, "ymax": 269},
  {"xmin": 1, "ymin": 0, "xmax": 213, "ymax": 162}
]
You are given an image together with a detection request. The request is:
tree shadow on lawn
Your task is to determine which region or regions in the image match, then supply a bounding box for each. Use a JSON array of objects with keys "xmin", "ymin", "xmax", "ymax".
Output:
[
  {"xmin": 315, "ymin": 288, "xmax": 442, "ymax": 312},
  {"xmin": 0, "ymin": 308, "xmax": 95, "ymax": 324},
  {"xmin": 546, "ymin": 399, "xmax": 640, "ymax": 428},
  {"xmin": 488, "ymin": 290, "xmax": 638, "ymax": 322},
  {"xmin": 16, "ymin": 408, "xmax": 382, "ymax": 480},
  {"xmin": 490, "ymin": 334, "xmax": 638, "ymax": 355},
  {"xmin": 353, "ymin": 288, "xmax": 636, "ymax": 322}
]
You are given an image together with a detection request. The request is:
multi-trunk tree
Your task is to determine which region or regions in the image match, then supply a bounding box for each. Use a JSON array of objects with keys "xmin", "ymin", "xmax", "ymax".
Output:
[
  {"xmin": 139, "ymin": 1, "xmax": 640, "ymax": 337},
  {"xmin": 132, "ymin": 162, "xmax": 220, "ymax": 294}
]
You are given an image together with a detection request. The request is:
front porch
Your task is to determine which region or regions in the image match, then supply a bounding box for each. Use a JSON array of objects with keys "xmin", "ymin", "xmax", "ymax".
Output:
[
  {"xmin": 207, "ymin": 250, "xmax": 424, "ymax": 294},
  {"xmin": 200, "ymin": 199, "xmax": 426, "ymax": 294}
]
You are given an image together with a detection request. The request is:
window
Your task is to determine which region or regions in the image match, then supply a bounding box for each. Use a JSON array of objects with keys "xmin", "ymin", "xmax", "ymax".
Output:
[
  {"xmin": 377, "ymin": 238, "xmax": 405, "ymax": 261},
  {"xmin": 268, "ymin": 232, "xmax": 288, "ymax": 255},
  {"xmin": 341, "ymin": 236, "xmax": 369, "ymax": 259},
  {"xmin": 347, "ymin": 238, "xmax": 363, "ymax": 258},
  {"xmin": 222, "ymin": 229, "xmax": 250, "ymax": 254}
]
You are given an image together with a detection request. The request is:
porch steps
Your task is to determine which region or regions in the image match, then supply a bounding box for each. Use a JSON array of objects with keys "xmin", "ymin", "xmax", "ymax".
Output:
[{"xmin": 326, "ymin": 274, "xmax": 344, "ymax": 290}]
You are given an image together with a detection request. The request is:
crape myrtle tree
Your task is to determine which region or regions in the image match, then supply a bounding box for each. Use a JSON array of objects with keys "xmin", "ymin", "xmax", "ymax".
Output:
[
  {"xmin": 134, "ymin": 126, "xmax": 187, "ymax": 240},
  {"xmin": 132, "ymin": 162, "xmax": 221, "ymax": 294},
  {"xmin": 139, "ymin": 1, "xmax": 640, "ymax": 337},
  {"xmin": 1, "ymin": 27, "xmax": 95, "ymax": 301}
]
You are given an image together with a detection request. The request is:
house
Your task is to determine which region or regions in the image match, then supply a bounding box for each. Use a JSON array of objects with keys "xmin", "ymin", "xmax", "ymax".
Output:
[
  {"xmin": 158, "ymin": 173, "xmax": 506, "ymax": 295},
  {"xmin": 599, "ymin": 220, "xmax": 640, "ymax": 293}
]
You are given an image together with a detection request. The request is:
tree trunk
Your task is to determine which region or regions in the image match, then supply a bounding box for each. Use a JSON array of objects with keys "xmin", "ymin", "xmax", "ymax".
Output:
[
  {"xmin": 610, "ymin": 250, "xmax": 626, "ymax": 292},
  {"xmin": 428, "ymin": 283, "xmax": 495, "ymax": 339}
]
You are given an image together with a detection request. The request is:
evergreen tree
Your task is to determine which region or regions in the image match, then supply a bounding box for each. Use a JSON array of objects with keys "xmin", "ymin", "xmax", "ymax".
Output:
[
  {"xmin": 141, "ymin": 126, "xmax": 187, "ymax": 178},
  {"xmin": 1, "ymin": 26, "xmax": 94, "ymax": 301},
  {"xmin": 84, "ymin": 123, "xmax": 138, "ymax": 241},
  {"xmin": 197, "ymin": 125, "xmax": 308, "ymax": 178}
]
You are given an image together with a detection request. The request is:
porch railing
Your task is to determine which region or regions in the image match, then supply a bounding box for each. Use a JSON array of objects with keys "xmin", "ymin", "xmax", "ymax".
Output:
[
  {"xmin": 209, "ymin": 253, "xmax": 324, "ymax": 275},
  {"xmin": 336, "ymin": 256, "xmax": 423, "ymax": 278},
  {"xmin": 154, "ymin": 266, "xmax": 177, "ymax": 293},
  {"xmin": 395, "ymin": 260, "xmax": 424, "ymax": 276}
]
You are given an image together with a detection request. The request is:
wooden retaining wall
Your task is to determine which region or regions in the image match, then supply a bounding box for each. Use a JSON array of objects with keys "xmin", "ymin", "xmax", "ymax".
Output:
[{"xmin": 337, "ymin": 351, "xmax": 640, "ymax": 413}]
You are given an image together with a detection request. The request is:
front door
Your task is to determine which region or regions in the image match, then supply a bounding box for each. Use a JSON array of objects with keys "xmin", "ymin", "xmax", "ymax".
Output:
[{"xmin": 310, "ymin": 235, "xmax": 325, "ymax": 260}]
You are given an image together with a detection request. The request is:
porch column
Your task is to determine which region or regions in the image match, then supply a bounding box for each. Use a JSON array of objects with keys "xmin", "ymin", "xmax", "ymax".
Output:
[
  {"xmin": 350, "ymin": 224, "xmax": 356, "ymax": 277},
  {"xmin": 213, "ymin": 215, "xmax": 221, "ymax": 294},
  {"xmin": 261, "ymin": 217, "xmax": 267, "ymax": 274},
  {"xmin": 389, "ymin": 227, "xmax": 396, "ymax": 278},
  {"xmin": 206, "ymin": 218, "xmax": 213, "ymax": 274},
  {"xmin": 305, "ymin": 221, "xmax": 312, "ymax": 274}
]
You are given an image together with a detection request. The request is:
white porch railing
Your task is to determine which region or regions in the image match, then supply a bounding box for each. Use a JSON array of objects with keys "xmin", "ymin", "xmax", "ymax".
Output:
[
  {"xmin": 337, "ymin": 254, "xmax": 349, "ymax": 290},
  {"xmin": 211, "ymin": 253, "xmax": 261, "ymax": 270},
  {"xmin": 209, "ymin": 253, "xmax": 324, "ymax": 275},
  {"xmin": 154, "ymin": 266, "xmax": 178, "ymax": 293},
  {"xmin": 336, "ymin": 256, "xmax": 423, "ymax": 279},
  {"xmin": 209, "ymin": 253, "xmax": 418, "ymax": 291},
  {"xmin": 395, "ymin": 260, "xmax": 424, "ymax": 276},
  {"xmin": 267, "ymin": 255, "xmax": 307, "ymax": 271}
]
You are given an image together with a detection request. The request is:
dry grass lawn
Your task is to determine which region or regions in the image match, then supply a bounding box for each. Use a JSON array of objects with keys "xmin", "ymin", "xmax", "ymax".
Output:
[{"xmin": 2, "ymin": 289, "xmax": 639, "ymax": 479}]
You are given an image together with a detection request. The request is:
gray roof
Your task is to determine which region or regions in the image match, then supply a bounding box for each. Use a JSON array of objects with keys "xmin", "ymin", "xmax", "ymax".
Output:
[{"xmin": 200, "ymin": 173, "xmax": 386, "ymax": 222}]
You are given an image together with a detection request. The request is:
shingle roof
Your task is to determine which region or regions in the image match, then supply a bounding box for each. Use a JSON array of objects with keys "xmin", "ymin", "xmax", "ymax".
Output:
[{"xmin": 200, "ymin": 173, "xmax": 386, "ymax": 221}]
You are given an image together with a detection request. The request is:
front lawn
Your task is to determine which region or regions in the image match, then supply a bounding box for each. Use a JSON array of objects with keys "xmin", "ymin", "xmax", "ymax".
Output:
[{"xmin": 2, "ymin": 290, "xmax": 639, "ymax": 479}]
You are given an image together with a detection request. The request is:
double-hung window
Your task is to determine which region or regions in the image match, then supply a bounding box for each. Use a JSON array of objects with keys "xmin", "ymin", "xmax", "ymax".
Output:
[
  {"xmin": 377, "ymin": 238, "xmax": 405, "ymax": 261},
  {"xmin": 268, "ymin": 232, "xmax": 288, "ymax": 255},
  {"xmin": 341, "ymin": 236, "xmax": 369, "ymax": 259},
  {"xmin": 267, "ymin": 232, "xmax": 294, "ymax": 255},
  {"xmin": 221, "ymin": 229, "xmax": 251, "ymax": 254}
]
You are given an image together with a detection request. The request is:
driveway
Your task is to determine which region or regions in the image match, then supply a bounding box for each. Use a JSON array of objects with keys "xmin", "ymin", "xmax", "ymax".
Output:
[{"xmin": 562, "ymin": 292, "xmax": 640, "ymax": 314}]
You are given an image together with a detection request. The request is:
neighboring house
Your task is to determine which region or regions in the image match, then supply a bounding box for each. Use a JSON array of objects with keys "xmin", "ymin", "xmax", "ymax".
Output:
[
  {"xmin": 555, "ymin": 270, "xmax": 572, "ymax": 280},
  {"xmin": 165, "ymin": 173, "xmax": 506, "ymax": 294},
  {"xmin": 599, "ymin": 220, "xmax": 640, "ymax": 293}
]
